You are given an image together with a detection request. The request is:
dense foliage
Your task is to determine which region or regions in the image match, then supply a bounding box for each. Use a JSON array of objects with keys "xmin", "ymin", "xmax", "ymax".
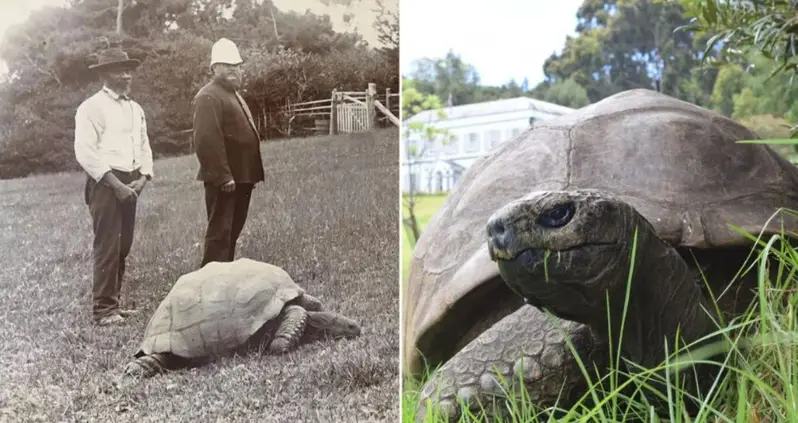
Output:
[{"xmin": 0, "ymin": 0, "xmax": 399, "ymax": 179}]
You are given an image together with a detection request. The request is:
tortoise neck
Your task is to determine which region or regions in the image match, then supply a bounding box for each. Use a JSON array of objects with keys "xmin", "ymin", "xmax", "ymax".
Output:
[{"xmin": 597, "ymin": 230, "xmax": 719, "ymax": 368}]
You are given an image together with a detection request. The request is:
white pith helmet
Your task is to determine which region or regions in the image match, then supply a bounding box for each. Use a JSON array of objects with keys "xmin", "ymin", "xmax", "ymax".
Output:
[{"xmin": 210, "ymin": 38, "xmax": 243, "ymax": 68}]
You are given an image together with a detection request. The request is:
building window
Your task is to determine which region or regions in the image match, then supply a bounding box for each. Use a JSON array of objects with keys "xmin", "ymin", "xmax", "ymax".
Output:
[
  {"xmin": 425, "ymin": 138, "xmax": 439, "ymax": 156},
  {"xmin": 486, "ymin": 129, "xmax": 502, "ymax": 149},
  {"xmin": 464, "ymin": 132, "xmax": 480, "ymax": 153},
  {"xmin": 511, "ymin": 128, "xmax": 521, "ymax": 138},
  {"xmin": 443, "ymin": 134, "xmax": 459, "ymax": 156},
  {"xmin": 528, "ymin": 117, "xmax": 537, "ymax": 126}
]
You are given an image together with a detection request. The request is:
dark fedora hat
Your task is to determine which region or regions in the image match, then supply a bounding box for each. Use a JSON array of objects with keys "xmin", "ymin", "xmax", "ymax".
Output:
[{"xmin": 88, "ymin": 48, "xmax": 141, "ymax": 71}]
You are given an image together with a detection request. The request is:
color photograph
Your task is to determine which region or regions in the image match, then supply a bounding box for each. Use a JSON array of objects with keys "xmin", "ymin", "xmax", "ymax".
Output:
[{"xmin": 400, "ymin": 0, "xmax": 798, "ymax": 422}]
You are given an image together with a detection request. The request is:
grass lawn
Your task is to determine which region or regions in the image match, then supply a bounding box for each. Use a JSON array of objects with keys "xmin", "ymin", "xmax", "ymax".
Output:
[
  {"xmin": 400, "ymin": 194, "xmax": 448, "ymax": 280},
  {"xmin": 0, "ymin": 128, "xmax": 400, "ymax": 422}
]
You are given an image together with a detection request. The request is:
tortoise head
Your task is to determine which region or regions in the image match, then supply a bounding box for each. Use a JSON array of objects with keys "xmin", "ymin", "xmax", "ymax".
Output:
[
  {"xmin": 305, "ymin": 311, "xmax": 362, "ymax": 339},
  {"xmin": 486, "ymin": 189, "xmax": 652, "ymax": 323}
]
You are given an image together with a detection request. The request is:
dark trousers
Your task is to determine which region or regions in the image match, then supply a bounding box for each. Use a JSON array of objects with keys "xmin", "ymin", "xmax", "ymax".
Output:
[
  {"xmin": 84, "ymin": 169, "xmax": 139, "ymax": 318},
  {"xmin": 201, "ymin": 182, "xmax": 254, "ymax": 267}
]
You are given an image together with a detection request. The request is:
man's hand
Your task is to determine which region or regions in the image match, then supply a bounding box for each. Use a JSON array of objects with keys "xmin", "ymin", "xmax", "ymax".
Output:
[
  {"xmin": 101, "ymin": 171, "xmax": 137, "ymax": 203},
  {"xmin": 221, "ymin": 180, "xmax": 235, "ymax": 192},
  {"xmin": 114, "ymin": 184, "xmax": 138, "ymax": 202},
  {"xmin": 128, "ymin": 176, "xmax": 148, "ymax": 195}
]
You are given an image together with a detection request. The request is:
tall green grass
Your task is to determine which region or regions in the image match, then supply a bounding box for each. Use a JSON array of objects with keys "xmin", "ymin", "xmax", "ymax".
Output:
[{"xmin": 403, "ymin": 203, "xmax": 798, "ymax": 423}]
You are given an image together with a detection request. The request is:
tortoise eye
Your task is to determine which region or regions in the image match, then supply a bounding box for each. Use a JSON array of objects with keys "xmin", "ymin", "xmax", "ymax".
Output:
[{"xmin": 537, "ymin": 202, "xmax": 575, "ymax": 228}]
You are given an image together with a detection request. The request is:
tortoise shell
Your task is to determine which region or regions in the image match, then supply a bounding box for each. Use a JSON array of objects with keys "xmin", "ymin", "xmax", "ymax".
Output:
[
  {"xmin": 137, "ymin": 258, "xmax": 305, "ymax": 358},
  {"xmin": 403, "ymin": 88, "xmax": 798, "ymax": 375}
]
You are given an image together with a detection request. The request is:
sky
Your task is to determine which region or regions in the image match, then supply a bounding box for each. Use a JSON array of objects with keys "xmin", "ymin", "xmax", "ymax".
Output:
[{"xmin": 400, "ymin": 0, "xmax": 584, "ymax": 87}]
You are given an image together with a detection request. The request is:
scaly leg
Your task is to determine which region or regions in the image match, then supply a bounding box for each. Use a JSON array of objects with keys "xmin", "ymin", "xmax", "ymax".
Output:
[
  {"xmin": 416, "ymin": 305, "xmax": 608, "ymax": 422},
  {"xmin": 123, "ymin": 353, "xmax": 172, "ymax": 378},
  {"xmin": 268, "ymin": 305, "xmax": 308, "ymax": 354}
]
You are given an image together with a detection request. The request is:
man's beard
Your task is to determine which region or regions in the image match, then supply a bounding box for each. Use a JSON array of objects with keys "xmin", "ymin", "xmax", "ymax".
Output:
[
  {"xmin": 108, "ymin": 80, "xmax": 131, "ymax": 95},
  {"xmin": 214, "ymin": 73, "xmax": 241, "ymax": 90}
]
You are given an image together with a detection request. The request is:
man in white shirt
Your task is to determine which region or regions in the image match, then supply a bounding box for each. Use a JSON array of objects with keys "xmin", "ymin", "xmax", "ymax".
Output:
[{"xmin": 74, "ymin": 48, "xmax": 154, "ymax": 326}]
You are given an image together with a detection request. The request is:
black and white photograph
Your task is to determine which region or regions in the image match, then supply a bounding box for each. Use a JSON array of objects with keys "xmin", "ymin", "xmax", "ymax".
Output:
[{"xmin": 0, "ymin": 0, "xmax": 400, "ymax": 421}]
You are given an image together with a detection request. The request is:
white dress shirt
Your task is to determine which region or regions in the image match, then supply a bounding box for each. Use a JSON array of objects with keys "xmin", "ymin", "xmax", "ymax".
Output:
[{"xmin": 74, "ymin": 86, "xmax": 154, "ymax": 182}]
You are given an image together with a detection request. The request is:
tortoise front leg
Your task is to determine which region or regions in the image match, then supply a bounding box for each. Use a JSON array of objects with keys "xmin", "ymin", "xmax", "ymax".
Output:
[
  {"xmin": 123, "ymin": 353, "xmax": 173, "ymax": 378},
  {"xmin": 267, "ymin": 305, "xmax": 308, "ymax": 354},
  {"xmin": 415, "ymin": 305, "xmax": 608, "ymax": 422}
]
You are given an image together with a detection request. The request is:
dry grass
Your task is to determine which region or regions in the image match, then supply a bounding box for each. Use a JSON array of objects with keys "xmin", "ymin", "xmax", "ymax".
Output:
[{"xmin": 0, "ymin": 128, "xmax": 400, "ymax": 422}]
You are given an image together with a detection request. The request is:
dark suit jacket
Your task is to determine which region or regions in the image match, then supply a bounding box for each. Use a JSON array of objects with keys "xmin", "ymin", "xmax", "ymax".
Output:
[{"xmin": 192, "ymin": 79, "xmax": 265, "ymax": 186}]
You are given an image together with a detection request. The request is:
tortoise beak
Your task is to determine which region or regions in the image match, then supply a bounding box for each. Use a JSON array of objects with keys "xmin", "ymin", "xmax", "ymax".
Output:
[
  {"xmin": 495, "ymin": 248, "xmax": 550, "ymax": 302},
  {"xmin": 486, "ymin": 214, "xmax": 525, "ymax": 262}
]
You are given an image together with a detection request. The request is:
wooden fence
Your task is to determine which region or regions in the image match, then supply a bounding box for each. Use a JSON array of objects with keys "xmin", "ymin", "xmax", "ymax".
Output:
[
  {"xmin": 281, "ymin": 83, "xmax": 400, "ymax": 137},
  {"xmin": 179, "ymin": 83, "xmax": 400, "ymax": 148}
]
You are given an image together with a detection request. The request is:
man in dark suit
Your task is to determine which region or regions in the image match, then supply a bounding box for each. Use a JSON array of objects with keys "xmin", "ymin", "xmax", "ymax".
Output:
[{"xmin": 192, "ymin": 38, "xmax": 265, "ymax": 267}]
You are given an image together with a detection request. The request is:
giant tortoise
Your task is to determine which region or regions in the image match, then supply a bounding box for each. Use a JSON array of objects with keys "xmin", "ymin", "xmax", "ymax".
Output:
[
  {"xmin": 123, "ymin": 258, "xmax": 361, "ymax": 378},
  {"xmin": 403, "ymin": 89, "xmax": 798, "ymax": 420}
]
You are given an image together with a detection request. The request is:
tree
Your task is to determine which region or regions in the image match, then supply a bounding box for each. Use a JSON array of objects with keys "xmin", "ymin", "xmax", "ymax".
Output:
[
  {"xmin": 733, "ymin": 87, "xmax": 758, "ymax": 120},
  {"xmin": 710, "ymin": 63, "xmax": 746, "ymax": 116},
  {"xmin": 406, "ymin": 51, "xmax": 548, "ymax": 106},
  {"xmin": 117, "ymin": 0, "xmax": 124, "ymax": 33},
  {"xmin": 679, "ymin": 0, "xmax": 798, "ymax": 136},
  {"xmin": 539, "ymin": 0, "xmax": 716, "ymax": 105},
  {"xmin": 372, "ymin": 0, "xmax": 399, "ymax": 89},
  {"xmin": 401, "ymin": 78, "xmax": 453, "ymax": 245},
  {"xmin": 543, "ymin": 77, "xmax": 591, "ymax": 108},
  {"xmin": 407, "ymin": 51, "xmax": 482, "ymax": 106},
  {"xmin": 678, "ymin": 0, "xmax": 798, "ymax": 78}
]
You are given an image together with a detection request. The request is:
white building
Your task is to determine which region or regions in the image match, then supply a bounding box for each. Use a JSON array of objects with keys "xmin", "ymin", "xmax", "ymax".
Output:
[{"xmin": 401, "ymin": 96, "xmax": 576, "ymax": 194}]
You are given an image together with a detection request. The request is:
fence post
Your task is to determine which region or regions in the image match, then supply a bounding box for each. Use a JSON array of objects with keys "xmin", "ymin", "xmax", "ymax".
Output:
[
  {"xmin": 330, "ymin": 89, "xmax": 338, "ymax": 135},
  {"xmin": 385, "ymin": 88, "xmax": 391, "ymax": 113},
  {"xmin": 366, "ymin": 82, "xmax": 377, "ymax": 130}
]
